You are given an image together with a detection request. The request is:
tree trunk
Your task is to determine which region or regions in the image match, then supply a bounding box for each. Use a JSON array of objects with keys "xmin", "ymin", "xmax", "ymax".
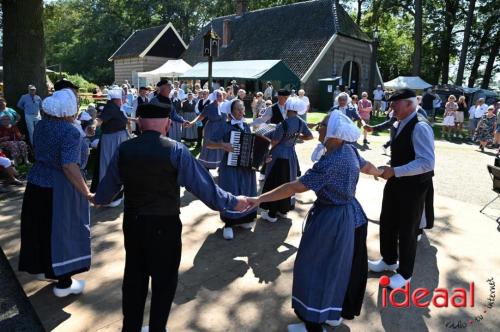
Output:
[
  {"xmin": 440, "ymin": 0, "xmax": 458, "ymax": 84},
  {"xmin": 356, "ymin": 0, "xmax": 363, "ymax": 25},
  {"xmin": 412, "ymin": 0, "xmax": 423, "ymax": 75},
  {"xmin": 455, "ymin": 0, "xmax": 476, "ymax": 85},
  {"xmin": 468, "ymin": 21, "xmax": 494, "ymax": 87},
  {"xmin": 2, "ymin": 0, "xmax": 47, "ymax": 106},
  {"xmin": 480, "ymin": 29, "xmax": 500, "ymax": 89}
]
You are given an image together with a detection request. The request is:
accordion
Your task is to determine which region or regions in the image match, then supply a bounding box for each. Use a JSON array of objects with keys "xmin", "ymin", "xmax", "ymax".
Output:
[{"xmin": 227, "ymin": 131, "xmax": 271, "ymax": 170}]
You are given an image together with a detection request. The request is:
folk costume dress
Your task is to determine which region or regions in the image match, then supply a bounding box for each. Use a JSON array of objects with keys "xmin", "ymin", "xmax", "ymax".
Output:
[
  {"xmin": 169, "ymin": 98, "xmax": 183, "ymax": 142},
  {"xmin": 211, "ymin": 121, "xmax": 257, "ymax": 226},
  {"xmin": 260, "ymin": 116, "xmax": 312, "ymax": 215},
  {"xmin": 294, "ymin": 143, "xmax": 368, "ymax": 323},
  {"xmin": 198, "ymin": 101, "xmax": 226, "ymax": 169},
  {"xmin": 19, "ymin": 117, "xmax": 90, "ymax": 280}
]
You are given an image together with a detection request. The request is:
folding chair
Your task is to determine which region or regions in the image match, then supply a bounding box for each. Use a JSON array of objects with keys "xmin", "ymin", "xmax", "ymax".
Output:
[{"xmin": 480, "ymin": 165, "xmax": 500, "ymax": 216}]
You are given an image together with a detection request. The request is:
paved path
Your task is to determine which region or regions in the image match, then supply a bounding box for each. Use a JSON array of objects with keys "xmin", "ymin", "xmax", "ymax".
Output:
[{"xmin": 1, "ymin": 133, "xmax": 499, "ymax": 332}]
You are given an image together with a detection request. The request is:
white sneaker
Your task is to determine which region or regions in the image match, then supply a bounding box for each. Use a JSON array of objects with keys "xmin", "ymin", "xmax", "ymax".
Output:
[
  {"xmin": 325, "ymin": 317, "xmax": 343, "ymax": 327},
  {"xmin": 368, "ymin": 259, "xmax": 399, "ymax": 272},
  {"xmin": 287, "ymin": 323, "xmax": 307, "ymax": 332},
  {"xmin": 53, "ymin": 279, "xmax": 85, "ymax": 297},
  {"xmin": 223, "ymin": 227, "xmax": 234, "ymax": 240},
  {"xmin": 105, "ymin": 198, "xmax": 122, "ymax": 208},
  {"xmin": 238, "ymin": 222, "xmax": 255, "ymax": 230},
  {"xmin": 287, "ymin": 323, "xmax": 325, "ymax": 332},
  {"xmin": 417, "ymin": 234, "xmax": 422, "ymax": 242},
  {"xmin": 141, "ymin": 326, "xmax": 166, "ymax": 332},
  {"xmin": 260, "ymin": 211, "xmax": 277, "ymax": 223},
  {"xmin": 276, "ymin": 212, "xmax": 288, "ymax": 218},
  {"xmin": 258, "ymin": 173, "xmax": 265, "ymax": 181},
  {"xmin": 389, "ymin": 273, "xmax": 411, "ymax": 289}
]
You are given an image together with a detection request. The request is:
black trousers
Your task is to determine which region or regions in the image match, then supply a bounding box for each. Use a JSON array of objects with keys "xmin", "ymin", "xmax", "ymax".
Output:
[
  {"xmin": 122, "ymin": 214, "xmax": 182, "ymax": 332},
  {"xmin": 379, "ymin": 178, "xmax": 431, "ymax": 279}
]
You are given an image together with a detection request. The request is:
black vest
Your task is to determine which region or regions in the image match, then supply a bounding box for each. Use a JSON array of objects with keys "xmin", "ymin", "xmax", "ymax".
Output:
[
  {"xmin": 118, "ymin": 131, "xmax": 180, "ymax": 216},
  {"xmin": 270, "ymin": 103, "xmax": 285, "ymax": 124},
  {"xmin": 137, "ymin": 96, "xmax": 148, "ymax": 105},
  {"xmin": 390, "ymin": 113, "xmax": 434, "ymax": 182},
  {"xmin": 182, "ymin": 100, "xmax": 196, "ymax": 112}
]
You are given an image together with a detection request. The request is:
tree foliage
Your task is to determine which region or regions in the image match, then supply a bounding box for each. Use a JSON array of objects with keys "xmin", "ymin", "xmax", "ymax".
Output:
[{"xmin": 42, "ymin": 0, "xmax": 499, "ymax": 88}]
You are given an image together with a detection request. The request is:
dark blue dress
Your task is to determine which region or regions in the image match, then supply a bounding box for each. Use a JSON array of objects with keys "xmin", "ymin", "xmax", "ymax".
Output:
[
  {"xmin": 198, "ymin": 102, "xmax": 226, "ymax": 169},
  {"xmin": 20, "ymin": 118, "xmax": 91, "ymax": 278},
  {"xmin": 293, "ymin": 143, "xmax": 367, "ymax": 323},
  {"xmin": 211, "ymin": 122, "xmax": 257, "ymax": 225}
]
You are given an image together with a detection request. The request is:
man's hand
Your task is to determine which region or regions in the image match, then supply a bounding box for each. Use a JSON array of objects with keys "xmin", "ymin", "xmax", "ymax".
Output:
[
  {"xmin": 378, "ymin": 166, "xmax": 395, "ymax": 180},
  {"xmin": 234, "ymin": 196, "xmax": 250, "ymax": 212},
  {"xmin": 182, "ymin": 121, "xmax": 192, "ymax": 128}
]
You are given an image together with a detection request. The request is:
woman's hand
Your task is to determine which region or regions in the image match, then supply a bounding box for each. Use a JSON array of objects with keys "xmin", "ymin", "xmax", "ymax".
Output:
[
  {"xmin": 246, "ymin": 197, "xmax": 261, "ymax": 210},
  {"xmin": 222, "ymin": 143, "xmax": 234, "ymax": 153}
]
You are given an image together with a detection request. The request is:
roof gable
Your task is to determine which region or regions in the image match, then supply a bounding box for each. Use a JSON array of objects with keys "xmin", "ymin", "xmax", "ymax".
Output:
[
  {"xmin": 182, "ymin": 0, "xmax": 371, "ymax": 80},
  {"xmin": 109, "ymin": 23, "xmax": 187, "ymax": 61}
]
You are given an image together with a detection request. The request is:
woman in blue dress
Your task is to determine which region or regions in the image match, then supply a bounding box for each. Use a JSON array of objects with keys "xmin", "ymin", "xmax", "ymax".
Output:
[
  {"xmin": 190, "ymin": 90, "xmax": 226, "ymax": 169},
  {"xmin": 248, "ymin": 111, "xmax": 382, "ymax": 332},
  {"xmin": 19, "ymin": 87, "xmax": 93, "ymax": 298},
  {"xmin": 260, "ymin": 99, "xmax": 314, "ymax": 222},
  {"xmin": 206, "ymin": 99, "xmax": 257, "ymax": 240}
]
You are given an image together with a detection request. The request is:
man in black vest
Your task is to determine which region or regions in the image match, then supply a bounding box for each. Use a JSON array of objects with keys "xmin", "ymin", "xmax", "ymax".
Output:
[
  {"xmin": 368, "ymin": 89, "xmax": 435, "ymax": 289},
  {"xmin": 251, "ymin": 89, "xmax": 290, "ymax": 126},
  {"xmin": 93, "ymin": 103, "xmax": 249, "ymax": 332}
]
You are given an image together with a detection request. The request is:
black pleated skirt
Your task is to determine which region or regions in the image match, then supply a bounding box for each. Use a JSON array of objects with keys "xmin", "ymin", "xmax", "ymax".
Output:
[
  {"xmin": 260, "ymin": 158, "xmax": 294, "ymax": 213},
  {"xmin": 341, "ymin": 223, "xmax": 368, "ymax": 320}
]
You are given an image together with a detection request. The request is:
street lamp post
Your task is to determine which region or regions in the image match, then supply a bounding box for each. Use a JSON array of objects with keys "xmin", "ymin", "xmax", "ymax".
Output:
[
  {"xmin": 203, "ymin": 27, "xmax": 220, "ymax": 92},
  {"xmin": 369, "ymin": 28, "xmax": 379, "ymax": 97}
]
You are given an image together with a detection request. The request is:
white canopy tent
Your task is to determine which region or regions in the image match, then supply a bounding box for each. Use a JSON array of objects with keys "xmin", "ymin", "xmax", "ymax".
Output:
[
  {"xmin": 383, "ymin": 76, "xmax": 432, "ymax": 91},
  {"xmin": 137, "ymin": 59, "xmax": 192, "ymax": 86}
]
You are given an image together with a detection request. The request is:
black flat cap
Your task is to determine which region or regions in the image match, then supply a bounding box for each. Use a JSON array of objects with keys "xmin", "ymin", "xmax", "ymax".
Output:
[
  {"xmin": 388, "ymin": 88, "xmax": 416, "ymax": 102},
  {"xmin": 54, "ymin": 78, "xmax": 79, "ymax": 91},
  {"xmin": 136, "ymin": 103, "xmax": 171, "ymax": 118},
  {"xmin": 277, "ymin": 89, "xmax": 291, "ymax": 96},
  {"xmin": 156, "ymin": 79, "xmax": 170, "ymax": 87}
]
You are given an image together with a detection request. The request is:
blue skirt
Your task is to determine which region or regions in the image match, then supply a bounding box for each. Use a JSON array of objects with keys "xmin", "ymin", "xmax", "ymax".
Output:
[
  {"xmin": 181, "ymin": 111, "xmax": 198, "ymax": 141},
  {"xmin": 218, "ymin": 159, "xmax": 257, "ymax": 225},
  {"xmin": 198, "ymin": 120, "xmax": 224, "ymax": 169},
  {"xmin": 292, "ymin": 201, "xmax": 356, "ymax": 323},
  {"xmin": 168, "ymin": 121, "xmax": 183, "ymax": 142}
]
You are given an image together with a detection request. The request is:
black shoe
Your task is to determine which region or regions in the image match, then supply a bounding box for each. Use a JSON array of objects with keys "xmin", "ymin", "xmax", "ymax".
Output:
[{"xmin": 363, "ymin": 139, "xmax": 369, "ymax": 145}]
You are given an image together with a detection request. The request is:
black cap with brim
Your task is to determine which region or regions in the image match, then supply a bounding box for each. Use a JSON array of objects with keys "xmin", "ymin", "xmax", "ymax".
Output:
[
  {"xmin": 388, "ymin": 88, "xmax": 416, "ymax": 102},
  {"xmin": 137, "ymin": 103, "xmax": 171, "ymax": 118},
  {"xmin": 277, "ymin": 89, "xmax": 291, "ymax": 96},
  {"xmin": 156, "ymin": 79, "xmax": 170, "ymax": 87},
  {"xmin": 54, "ymin": 79, "xmax": 79, "ymax": 91}
]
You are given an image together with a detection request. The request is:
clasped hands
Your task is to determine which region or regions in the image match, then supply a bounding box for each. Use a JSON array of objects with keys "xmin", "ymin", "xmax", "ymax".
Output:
[
  {"xmin": 233, "ymin": 196, "xmax": 261, "ymax": 212},
  {"xmin": 182, "ymin": 121, "xmax": 194, "ymax": 128},
  {"xmin": 377, "ymin": 166, "xmax": 395, "ymax": 180}
]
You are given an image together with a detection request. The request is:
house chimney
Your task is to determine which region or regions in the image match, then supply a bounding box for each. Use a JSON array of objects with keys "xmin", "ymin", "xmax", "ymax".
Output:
[
  {"xmin": 223, "ymin": 19, "xmax": 231, "ymax": 47},
  {"xmin": 235, "ymin": 0, "xmax": 248, "ymax": 16}
]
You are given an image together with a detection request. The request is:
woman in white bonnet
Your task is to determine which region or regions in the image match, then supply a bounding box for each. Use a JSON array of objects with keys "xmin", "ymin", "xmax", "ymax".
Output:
[
  {"xmin": 19, "ymin": 86, "xmax": 93, "ymax": 297},
  {"xmin": 248, "ymin": 111, "xmax": 381, "ymax": 332}
]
